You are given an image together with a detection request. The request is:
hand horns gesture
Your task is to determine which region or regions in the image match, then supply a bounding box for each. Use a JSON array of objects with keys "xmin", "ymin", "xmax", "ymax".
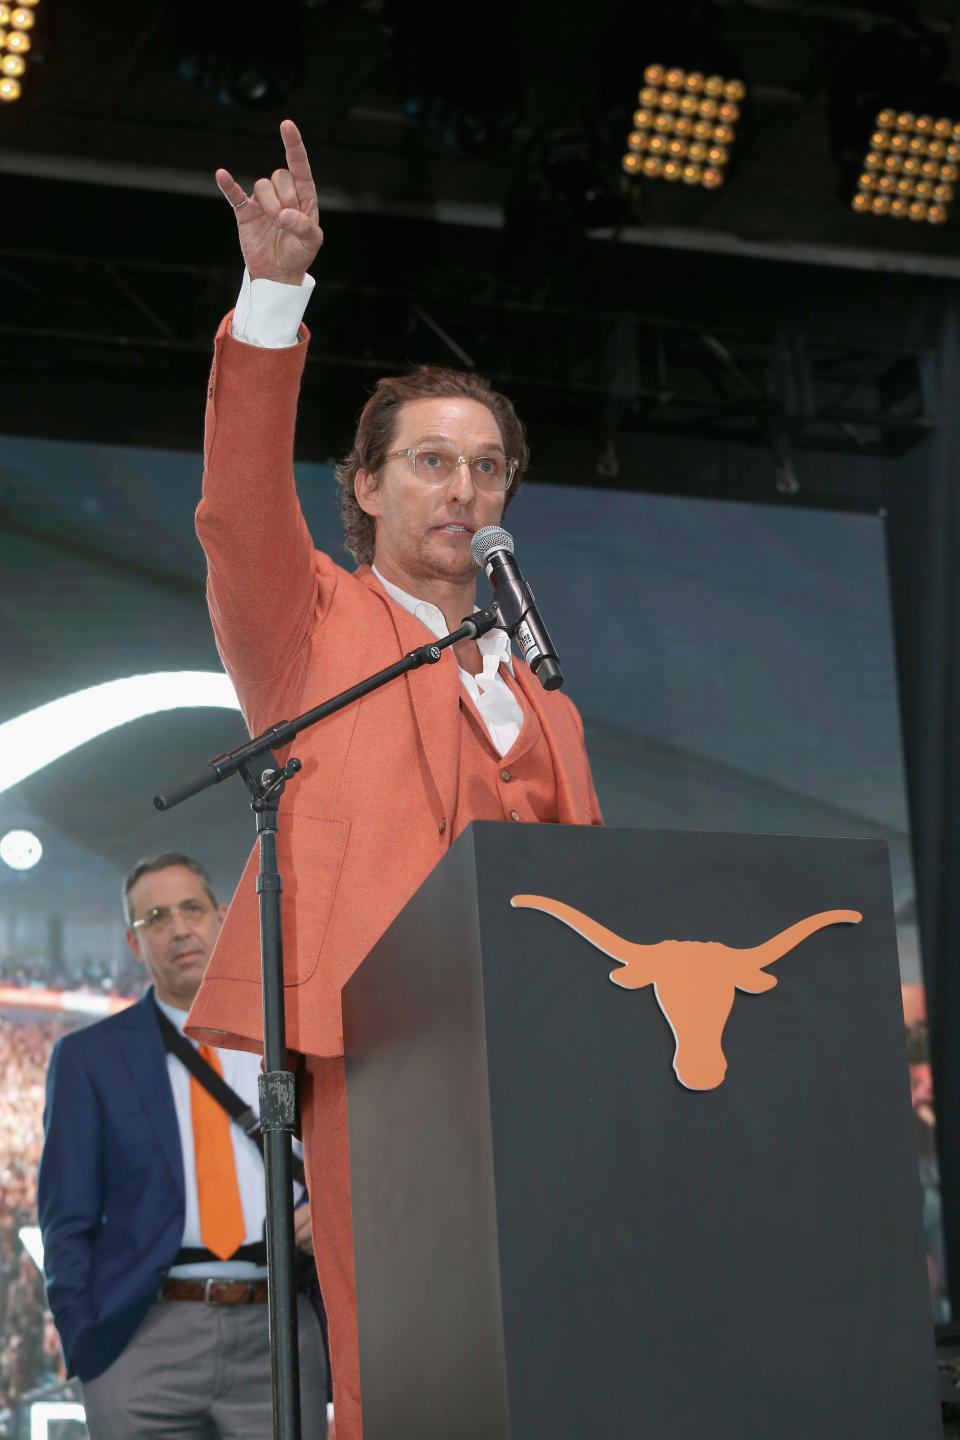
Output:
[{"xmin": 216, "ymin": 119, "xmax": 324, "ymax": 286}]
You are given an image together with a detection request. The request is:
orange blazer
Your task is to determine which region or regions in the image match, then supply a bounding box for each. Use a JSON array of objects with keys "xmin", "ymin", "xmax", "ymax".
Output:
[{"xmin": 187, "ymin": 317, "xmax": 602, "ymax": 1060}]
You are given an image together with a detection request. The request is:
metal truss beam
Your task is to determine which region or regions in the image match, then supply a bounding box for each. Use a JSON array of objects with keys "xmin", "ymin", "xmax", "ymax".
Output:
[{"xmin": 0, "ymin": 249, "xmax": 936, "ymax": 462}]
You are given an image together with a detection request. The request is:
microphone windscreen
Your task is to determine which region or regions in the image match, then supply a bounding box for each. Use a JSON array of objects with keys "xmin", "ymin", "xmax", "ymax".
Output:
[{"xmin": 470, "ymin": 525, "xmax": 514, "ymax": 568}]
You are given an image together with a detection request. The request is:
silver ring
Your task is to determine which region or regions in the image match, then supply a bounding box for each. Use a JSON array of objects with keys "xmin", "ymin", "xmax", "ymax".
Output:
[{"xmin": 232, "ymin": 197, "xmax": 248, "ymax": 211}]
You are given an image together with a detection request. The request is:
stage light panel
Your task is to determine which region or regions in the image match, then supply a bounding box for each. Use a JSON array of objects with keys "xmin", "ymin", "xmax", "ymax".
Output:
[
  {"xmin": 0, "ymin": 0, "xmax": 40, "ymax": 100},
  {"xmin": 853, "ymin": 107, "xmax": 957, "ymax": 223},
  {"xmin": 623, "ymin": 62, "xmax": 746, "ymax": 187}
]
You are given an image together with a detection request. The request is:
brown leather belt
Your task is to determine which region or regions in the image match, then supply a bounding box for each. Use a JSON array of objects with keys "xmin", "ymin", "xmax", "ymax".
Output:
[{"xmin": 161, "ymin": 1277, "xmax": 269, "ymax": 1305}]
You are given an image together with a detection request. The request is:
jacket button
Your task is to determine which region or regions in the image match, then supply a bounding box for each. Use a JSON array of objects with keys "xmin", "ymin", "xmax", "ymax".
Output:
[
  {"xmin": 509, "ymin": 810, "xmax": 521, "ymax": 822},
  {"xmin": 439, "ymin": 818, "xmax": 447, "ymax": 834},
  {"xmin": 500, "ymin": 769, "xmax": 512, "ymax": 782}
]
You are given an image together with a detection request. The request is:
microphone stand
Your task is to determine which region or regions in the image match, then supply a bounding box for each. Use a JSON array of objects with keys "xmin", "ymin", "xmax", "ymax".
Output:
[{"xmin": 152, "ymin": 607, "xmax": 501, "ymax": 1440}]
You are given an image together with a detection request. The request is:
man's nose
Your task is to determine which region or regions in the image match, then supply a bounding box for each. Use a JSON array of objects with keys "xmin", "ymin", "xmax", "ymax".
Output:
[
  {"xmin": 172, "ymin": 905, "xmax": 200, "ymax": 935},
  {"xmin": 445, "ymin": 459, "xmax": 476, "ymax": 501}
]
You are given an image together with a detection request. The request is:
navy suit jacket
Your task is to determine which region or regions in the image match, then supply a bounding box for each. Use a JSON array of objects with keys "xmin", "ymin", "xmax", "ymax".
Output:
[{"xmin": 38, "ymin": 989, "xmax": 186, "ymax": 1382}]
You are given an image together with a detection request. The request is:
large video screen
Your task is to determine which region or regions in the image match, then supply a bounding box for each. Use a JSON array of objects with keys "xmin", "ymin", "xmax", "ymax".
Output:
[{"xmin": 0, "ymin": 434, "xmax": 945, "ymax": 1431}]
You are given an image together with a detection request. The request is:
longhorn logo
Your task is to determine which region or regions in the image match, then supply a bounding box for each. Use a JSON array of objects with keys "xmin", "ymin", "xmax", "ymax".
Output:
[{"xmin": 510, "ymin": 895, "xmax": 862, "ymax": 1090}]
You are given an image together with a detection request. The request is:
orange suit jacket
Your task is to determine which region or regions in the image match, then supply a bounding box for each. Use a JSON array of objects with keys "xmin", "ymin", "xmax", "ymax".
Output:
[{"xmin": 187, "ymin": 317, "xmax": 602, "ymax": 1061}]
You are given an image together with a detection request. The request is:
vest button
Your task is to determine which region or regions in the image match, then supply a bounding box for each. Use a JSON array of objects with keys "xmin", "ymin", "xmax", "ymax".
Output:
[
  {"xmin": 439, "ymin": 818, "xmax": 447, "ymax": 834},
  {"xmin": 509, "ymin": 810, "xmax": 521, "ymax": 822},
  {"xmin": 500, "ymin": 769, "xmax": 512, "ymax": 782}
]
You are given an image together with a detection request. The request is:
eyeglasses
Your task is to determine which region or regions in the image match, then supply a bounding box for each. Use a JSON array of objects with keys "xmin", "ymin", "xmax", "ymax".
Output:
[
  {"xmin": 386, "ymin": 447, "xmax": 518, "ymax": 492},
  {"xmin": 131, "ymin": 900, "xmax": 213, "ymax": 932}
]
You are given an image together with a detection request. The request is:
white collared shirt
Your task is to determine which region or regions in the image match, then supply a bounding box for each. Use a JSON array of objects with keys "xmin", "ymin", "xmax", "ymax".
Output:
[
  {"xmin": 372, "ymin": 566, "xmax": 524, "ymax": 757},
  {"xmin": 231, "ymin": 268, "xmax": 314, "ymax": 348},
  {"xmin": 156, "ymin": 994, "xmax": 303, "ymax": 1278},
  {"xmin": 231, "ymin": 274, "xmax": 526, "ymax": 756}
]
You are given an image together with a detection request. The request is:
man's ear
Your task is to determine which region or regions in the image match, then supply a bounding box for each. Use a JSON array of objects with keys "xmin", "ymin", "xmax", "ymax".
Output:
[
  {"xmin": 354, "ymin": 468, "xmax": 382, "ymax": 518},
  {"xmin": 124, "ymin": 928, "xmax": 144, "ymax": 965}
]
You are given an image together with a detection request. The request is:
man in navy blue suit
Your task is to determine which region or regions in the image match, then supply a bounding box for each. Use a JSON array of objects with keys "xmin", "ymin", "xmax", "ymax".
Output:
[{"xmin": 38, "ymin": 852, "xmax": 330, "ymax": 1439}]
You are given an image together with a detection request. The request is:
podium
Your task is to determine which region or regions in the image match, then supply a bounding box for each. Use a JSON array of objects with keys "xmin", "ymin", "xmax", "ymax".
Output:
[{"xmin": 341, "ymin": 823, "xmax": 941, "ymax": 1439}]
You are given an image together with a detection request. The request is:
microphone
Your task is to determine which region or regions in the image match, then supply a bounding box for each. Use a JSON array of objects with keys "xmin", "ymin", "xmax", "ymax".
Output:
[{"xmin": 470, "ymin": 526, "xmax": 564, "ymax": 691}]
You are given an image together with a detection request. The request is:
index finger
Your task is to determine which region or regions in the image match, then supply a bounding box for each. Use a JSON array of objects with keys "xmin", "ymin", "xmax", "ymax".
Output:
[{"xmin": 280, "ymin": 119, "xmax": 318, "ymax": 217}]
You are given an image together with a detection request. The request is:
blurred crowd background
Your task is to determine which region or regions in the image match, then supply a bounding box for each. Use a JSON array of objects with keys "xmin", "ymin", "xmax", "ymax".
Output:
[
  {"xmin": 0, "ymin": 944, "xmax": 140, "ymax": 1431},
  {"xmin": 0, "ymin": 1013, "xmax": 76, "ymax": 1432}
]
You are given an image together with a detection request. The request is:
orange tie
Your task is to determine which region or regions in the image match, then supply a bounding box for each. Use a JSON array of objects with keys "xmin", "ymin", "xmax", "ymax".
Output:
[{"xmin": 191, "ymin": 1045, "xmax": 246, "ymax": 1260}]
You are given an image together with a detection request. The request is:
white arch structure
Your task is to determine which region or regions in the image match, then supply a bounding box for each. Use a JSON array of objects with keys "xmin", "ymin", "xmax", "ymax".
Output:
[{"xmin": 0, "ymin": 672, "xmax": 242, "ymax": 796}]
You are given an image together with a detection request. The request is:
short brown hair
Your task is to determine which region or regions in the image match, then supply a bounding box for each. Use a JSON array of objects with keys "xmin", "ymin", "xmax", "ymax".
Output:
[
  {"xmin": 334, "ymin": 365, "xmax": 529, "ymax": 566},
  {"xmin": 122, "ymin": 852, "xmax": 217, "ymax": 925}
]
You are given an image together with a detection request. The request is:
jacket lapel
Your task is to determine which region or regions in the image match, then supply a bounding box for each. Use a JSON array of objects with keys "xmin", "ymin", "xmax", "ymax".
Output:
[
  {"xmin": 114, "ymin": 990, "xmax": 185, "ymax": 1198},
  {"xmin": 356, "ymin": 567, "xmax": 461, "ymax": 828},
  {"xmin": 511, "ymin": 662, "xmax": 591, "ymax": 824}
]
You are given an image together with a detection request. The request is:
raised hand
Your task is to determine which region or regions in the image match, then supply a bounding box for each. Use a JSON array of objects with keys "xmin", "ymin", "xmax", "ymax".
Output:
[{"xmin": 215, "ymin": 119, "xmax": 324, "ymax": 286}]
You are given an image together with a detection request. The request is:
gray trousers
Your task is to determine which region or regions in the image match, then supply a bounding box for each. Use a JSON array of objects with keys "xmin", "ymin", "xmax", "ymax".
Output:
[{"xmin": 81, "ymin": 1292, "xmax": 329, "ymax": 1439}]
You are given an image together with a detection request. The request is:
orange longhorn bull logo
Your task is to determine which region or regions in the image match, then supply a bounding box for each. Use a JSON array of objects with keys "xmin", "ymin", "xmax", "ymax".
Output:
[{"xmin": 510, "ymin": 895, "xmax": 862, "ymax": 1090}]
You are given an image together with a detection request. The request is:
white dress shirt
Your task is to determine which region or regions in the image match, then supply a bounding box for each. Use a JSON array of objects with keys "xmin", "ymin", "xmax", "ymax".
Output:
[
  {"xmin": 372, "ymin": 567, "xmax": 524, "ymax": 756},
  {"xmin": 157, "ymin": 995, "xmax": 303, "ymax": 1279},
  {"xmin": 231, "ymin": 267, "xmax": 314, "ymax": 348}
]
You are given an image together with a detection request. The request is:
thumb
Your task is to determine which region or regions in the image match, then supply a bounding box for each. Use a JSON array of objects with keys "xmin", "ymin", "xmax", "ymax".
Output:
[{"xmin": 277, "ymin": 208, "xmax": 322, "ymax": 241}]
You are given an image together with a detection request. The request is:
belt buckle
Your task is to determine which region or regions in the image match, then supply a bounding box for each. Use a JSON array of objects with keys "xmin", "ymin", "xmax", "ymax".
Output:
[{"xmin": 204, "ymin": 1277, "xmax": 257, "ymax": 1304}]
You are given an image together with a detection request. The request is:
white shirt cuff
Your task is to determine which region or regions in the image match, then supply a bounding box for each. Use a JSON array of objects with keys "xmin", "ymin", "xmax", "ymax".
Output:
[{"xmin": 231, "ymin": 269, "xmax": 315, "ymax": 349}]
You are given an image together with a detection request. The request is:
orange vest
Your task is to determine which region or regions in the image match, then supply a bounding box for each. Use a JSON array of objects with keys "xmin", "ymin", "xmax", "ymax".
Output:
[{"xmin": 453, "ymin": 675, "xmax": 560, "ymax": 832}]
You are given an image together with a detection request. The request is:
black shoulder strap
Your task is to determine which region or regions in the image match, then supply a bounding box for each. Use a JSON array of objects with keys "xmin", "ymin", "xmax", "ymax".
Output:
[{"xmin": 152, "ymin": 996, "xmax": 306, "ymax": 1189}]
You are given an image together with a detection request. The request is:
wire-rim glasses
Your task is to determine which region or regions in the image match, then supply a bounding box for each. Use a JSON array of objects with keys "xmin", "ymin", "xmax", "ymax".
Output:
[{"xmin": 131, "ymin": 900, "xmax": 213, "ymax": 932}]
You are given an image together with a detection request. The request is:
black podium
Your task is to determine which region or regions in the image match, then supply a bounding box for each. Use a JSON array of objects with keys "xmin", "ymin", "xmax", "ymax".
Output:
[{"xmin": 341, "ymin": 823, "xmax": 941, "ymax": 1439}]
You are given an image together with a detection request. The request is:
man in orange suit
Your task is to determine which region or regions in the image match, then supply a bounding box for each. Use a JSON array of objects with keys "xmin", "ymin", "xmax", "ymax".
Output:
[{"xmin": 187, "ymin": 119, "xmax": 602, "ymax": 1440}]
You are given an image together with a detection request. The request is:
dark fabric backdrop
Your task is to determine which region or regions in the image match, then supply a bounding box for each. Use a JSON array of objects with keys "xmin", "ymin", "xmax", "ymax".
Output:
[{"xmin": 884, "ymin": 281, "xmax": 960, "ymax": 1312}]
